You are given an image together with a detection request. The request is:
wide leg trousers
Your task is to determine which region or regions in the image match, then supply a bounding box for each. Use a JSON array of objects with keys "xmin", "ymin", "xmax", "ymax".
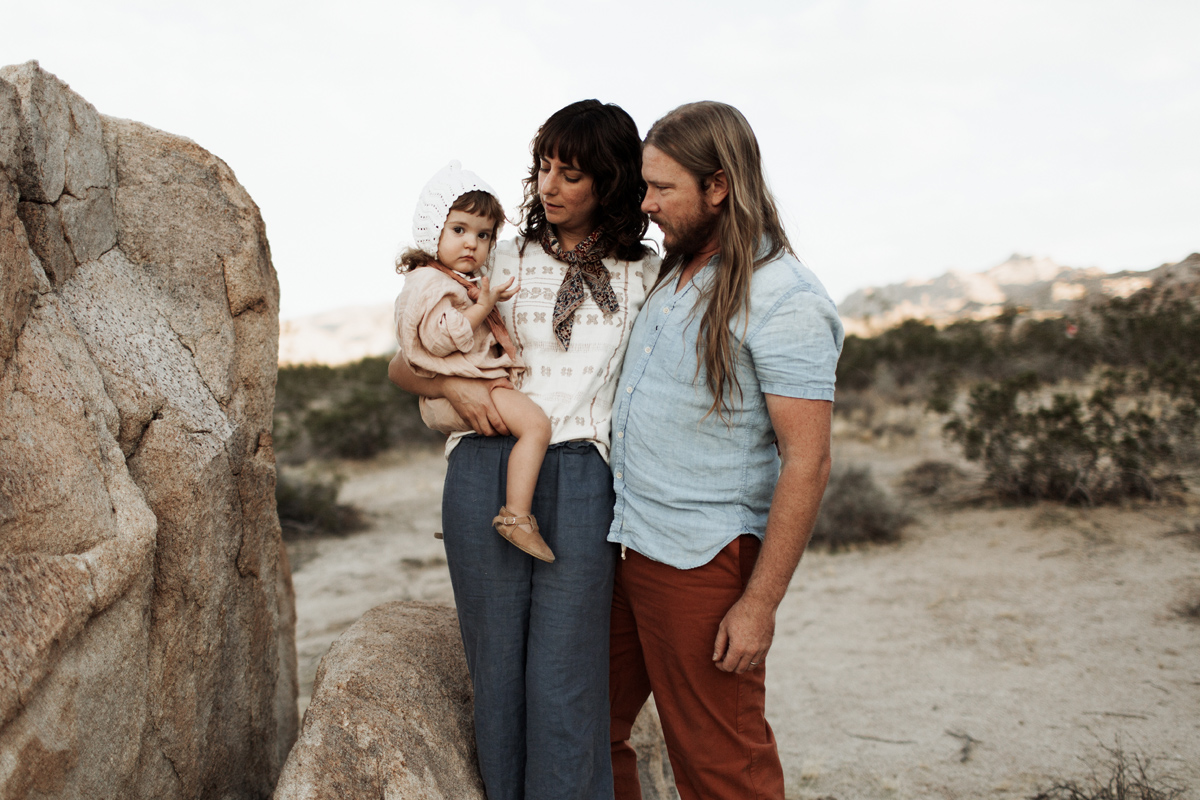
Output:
[
  {"xmin": 609, "ymin": 535, "xmax": 785, "ymax": 800},
  {"xmin": 443, "ymin": 436, "xmax": 617, "ymax": 800}
]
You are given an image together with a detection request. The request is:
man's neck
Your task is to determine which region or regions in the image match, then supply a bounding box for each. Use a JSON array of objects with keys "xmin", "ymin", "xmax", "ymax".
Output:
[{"xmin": 677, "ymin": 241, "xmax": 721, "ymax": 290}]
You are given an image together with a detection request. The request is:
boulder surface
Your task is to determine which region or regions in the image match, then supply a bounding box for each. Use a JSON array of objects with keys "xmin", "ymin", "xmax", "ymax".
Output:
[
  {"xmin": 275, "ymin": 601, "xmax": 680, "ymax": 800},
  {"xmin": 273, "ymin": 602, "xmax": 483, "ymax": 800},
  {"xmin": 0, "ymin": 61, "xmax": 296, "ymax": 799}
]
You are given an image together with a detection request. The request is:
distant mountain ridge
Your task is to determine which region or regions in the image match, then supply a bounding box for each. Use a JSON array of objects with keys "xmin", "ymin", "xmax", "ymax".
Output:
[
  {"xmin": 279, "ymin": 304, "xmax": 395, "ymax": 366},
  {"xmin": 837, "ymin": 253, "xmax": 1192, "ymax": 336},
  {"xmin": 278, "ymin": 254, "xmax": 1200, "ymax": 364}
]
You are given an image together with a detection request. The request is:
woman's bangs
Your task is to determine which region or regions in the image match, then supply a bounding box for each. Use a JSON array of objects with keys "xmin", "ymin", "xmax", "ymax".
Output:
[{"xmin": 536, "ymin": 120, "xmax": 597, "ymax": 175}]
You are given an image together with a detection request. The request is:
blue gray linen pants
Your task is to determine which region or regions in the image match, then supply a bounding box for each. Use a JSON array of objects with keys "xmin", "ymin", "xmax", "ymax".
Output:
[{"xmin": 443, "ymin": 436, "xmax": 617, "ymax": 800}]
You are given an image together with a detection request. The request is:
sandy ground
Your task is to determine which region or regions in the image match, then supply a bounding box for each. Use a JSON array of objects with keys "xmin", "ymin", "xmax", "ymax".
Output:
[{"xmin": 286, "ymin": 432, "xmax": 1200, "ymax": 799}]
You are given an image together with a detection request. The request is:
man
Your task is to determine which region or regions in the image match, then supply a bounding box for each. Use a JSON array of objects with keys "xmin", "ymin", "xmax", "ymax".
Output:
[{"xmin": 607, "ymin": 101, "xmax": 844, "ymax": 800}]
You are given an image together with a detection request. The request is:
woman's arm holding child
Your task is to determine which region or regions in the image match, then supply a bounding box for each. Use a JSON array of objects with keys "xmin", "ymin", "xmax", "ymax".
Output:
[{"xmin": 387, "ymin": 353, "xmax": 513, "ymax": 436}]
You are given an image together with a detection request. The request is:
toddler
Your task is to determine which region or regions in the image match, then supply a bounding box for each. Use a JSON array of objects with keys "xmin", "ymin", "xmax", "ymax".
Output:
[{"xmin": 394, "ymin": 161, "xmax": 554, "ymax": 562}]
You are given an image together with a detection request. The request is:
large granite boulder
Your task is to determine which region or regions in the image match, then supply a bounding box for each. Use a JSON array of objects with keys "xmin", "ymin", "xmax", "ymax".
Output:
[{"xmin": 0, "ymin": 61, "xmax": 296, "ymax": 798}]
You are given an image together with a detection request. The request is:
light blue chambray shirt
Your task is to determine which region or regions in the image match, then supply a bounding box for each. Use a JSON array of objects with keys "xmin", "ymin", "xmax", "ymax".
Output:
[{"xmin": 607, "ymin": 251, "xmax": 844, "ymax": 569}]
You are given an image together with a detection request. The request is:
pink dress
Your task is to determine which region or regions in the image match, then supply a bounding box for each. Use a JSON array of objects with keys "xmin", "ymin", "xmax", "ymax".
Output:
[{"xmin": 394, "ymin": 267, "xmax": 523, "ymax": 433}]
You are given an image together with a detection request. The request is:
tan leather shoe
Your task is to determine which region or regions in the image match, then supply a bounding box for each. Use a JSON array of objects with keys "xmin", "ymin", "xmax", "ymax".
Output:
[{"xmin": 492, "ymin": 506, "xmax": 556, "ymax": 563}]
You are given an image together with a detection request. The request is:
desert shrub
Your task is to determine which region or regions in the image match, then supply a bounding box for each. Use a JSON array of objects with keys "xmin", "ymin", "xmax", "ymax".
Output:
[
  {"xmin": 1029, "ymin": 743, "xmax": 1185, "ymax": 800},
  {"xmin": 811, "ymin": 465, "xmax": 912, "ymax": 551},
  {"xmin": 275, "ymin": 470, "xmax": 366, "ymax": 540},
  {"xmin": 274, "ymin": 355, "xmax": 442, "ymax": 462},
  {"xmin": 944, "ymin": 371, "xmax": 1193, "ymax": 504},
  {"xmin": 899, "ymin": 460, "xmax": 966, "ymax": 497},
  {"xmin": 838, "ymin": 281, "xmax": 1200, "ymax": 418},
  {"xmin": 305, "ymin": 387, "xmax": 404, "ymax": 460}
]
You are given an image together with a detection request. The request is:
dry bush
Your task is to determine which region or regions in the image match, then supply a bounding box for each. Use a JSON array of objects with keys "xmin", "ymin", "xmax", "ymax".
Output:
[
  {"xmin": 944, "ymin": 370, "xmax": 1193, "ymax": 504},
  {"xmin": 811, "ymin": 465, "xmax": 912, "ymax": 551},
  {"xmin": 276, "ymin": 470, "xmax": 367, "ymax": 540},
  {"xmin": 274, "ymin": 355, "xmax": 443, "ymax": 463},
  {"xmin": 1028, "ymin": 743, "xmax": 1185, "ymax": 800},
  {"xmin": 900, "ymin": 460, "xmax": 967, "ymax": 497}
]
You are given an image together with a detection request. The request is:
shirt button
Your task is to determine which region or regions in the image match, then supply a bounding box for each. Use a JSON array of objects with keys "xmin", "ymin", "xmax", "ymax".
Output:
[
  {"xmin": 644, "ymin": 346, "xmax": 652, "ymax": 354},
  {"xmin": 662, "ymin": 307, "xmax": 670, "ymax": 314},
  {"xmin": 626, "ymin": 386, "xmax": 632, "ymax": 393},
  {"xmin": 615, "ymin": 471, "xmax": 623, "ymax": 480},
  {"xmin": 617, "ymin": 431, "xmax": 624, "ymax": 438}
]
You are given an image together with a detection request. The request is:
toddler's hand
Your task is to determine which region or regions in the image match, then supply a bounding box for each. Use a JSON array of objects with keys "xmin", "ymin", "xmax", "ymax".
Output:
[
  {"xmin": 496, "ymin": 277, "xmax": 519, "ymax": 302},
  {"xmin": 479, "ymin": 275, "xmax": 516, "ymax": 307}
]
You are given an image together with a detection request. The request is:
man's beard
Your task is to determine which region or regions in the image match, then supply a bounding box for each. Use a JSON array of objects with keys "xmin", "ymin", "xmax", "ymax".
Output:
[{"xmin": 657, "ymin": 201, "xmax": 719, "ymax": 259}]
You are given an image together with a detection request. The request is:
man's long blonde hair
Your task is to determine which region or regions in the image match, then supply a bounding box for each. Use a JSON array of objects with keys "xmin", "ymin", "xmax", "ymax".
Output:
[{"xmin": 645, "ymin": 101, "xmax": 793, "ymax": 419}]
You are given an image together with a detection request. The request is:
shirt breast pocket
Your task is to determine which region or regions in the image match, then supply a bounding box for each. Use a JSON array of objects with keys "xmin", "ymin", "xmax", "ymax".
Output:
[{"xmin": 662, "ymin": 317, "xmax": 708, "ymax": 389}]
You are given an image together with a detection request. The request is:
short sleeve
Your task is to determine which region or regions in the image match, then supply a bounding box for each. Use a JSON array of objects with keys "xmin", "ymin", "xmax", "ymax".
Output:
[
  {"xmin": 417, "ymin": 294, "xmax": 475, "ymax": 357},
  {"xmin": 747, "ymin": 287, "xmax": 844, "ymax": 401},
  {"xmin": 396, "ymin": 271, "xmax": 477, "ymax": 361}
]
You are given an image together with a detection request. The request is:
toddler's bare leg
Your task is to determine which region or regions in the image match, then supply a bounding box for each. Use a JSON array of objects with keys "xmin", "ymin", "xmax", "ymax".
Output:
[{"xmin": 489, "ymin": 388, "xmax": 551, "ymax": 516}]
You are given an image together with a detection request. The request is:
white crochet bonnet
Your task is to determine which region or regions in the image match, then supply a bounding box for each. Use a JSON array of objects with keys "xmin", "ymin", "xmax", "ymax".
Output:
[{"xmin": 411, "ymin": 160, "xmax": 498, "ymax": 258}]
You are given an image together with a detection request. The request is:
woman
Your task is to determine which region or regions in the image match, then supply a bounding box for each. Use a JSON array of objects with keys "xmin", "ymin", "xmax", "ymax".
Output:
[{"xmin": 389, "ymin": 100, "xmax": 657, "ymax": 800}]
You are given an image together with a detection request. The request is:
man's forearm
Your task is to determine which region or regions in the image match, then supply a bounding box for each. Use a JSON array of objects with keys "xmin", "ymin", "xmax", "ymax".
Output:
[{"xmin": 740, "ymin": 452, "xmax": 831, "ymax": 610}]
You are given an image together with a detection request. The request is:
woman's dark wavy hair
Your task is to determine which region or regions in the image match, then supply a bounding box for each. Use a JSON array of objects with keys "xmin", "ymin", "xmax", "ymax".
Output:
[{"xmin": 518, "ymin": 100, "xmax": 652, "ymax": 263}]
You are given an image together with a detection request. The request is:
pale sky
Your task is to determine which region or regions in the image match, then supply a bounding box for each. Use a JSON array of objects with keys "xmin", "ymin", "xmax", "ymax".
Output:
[{"xmin": 8, "ymin": 0, "xmax": 1199, "ymax": 319}]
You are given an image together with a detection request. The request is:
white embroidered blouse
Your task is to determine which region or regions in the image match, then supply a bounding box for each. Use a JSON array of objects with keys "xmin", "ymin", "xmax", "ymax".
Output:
[{"xmin": 445, "ymin": 236, "xmax": 659, "ymax": 461}]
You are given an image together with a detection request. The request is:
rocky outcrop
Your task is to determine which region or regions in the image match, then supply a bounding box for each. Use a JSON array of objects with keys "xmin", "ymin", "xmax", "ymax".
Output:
[
  {"xmin": 0, "ymin": 61, "xmax": 296, "ymax": 798},
  {"xmin": 273, "ymin": 602, "xmax": 483, "ymax": 799}
]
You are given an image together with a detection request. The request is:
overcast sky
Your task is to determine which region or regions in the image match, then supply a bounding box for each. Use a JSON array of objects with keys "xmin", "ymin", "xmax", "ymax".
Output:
[{"xmin": 8, "ymin": 0, "xmax": 1199, "ymax": 318}]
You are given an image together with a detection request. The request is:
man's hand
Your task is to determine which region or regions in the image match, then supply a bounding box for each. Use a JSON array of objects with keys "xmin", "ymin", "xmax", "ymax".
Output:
[
  {"xmin": 443, "ymin": 375, "xmax": 513, "ymax": 437},
  {"xmin": 713, "ymin": 593, "xmax": 776, "ymax": 673}
]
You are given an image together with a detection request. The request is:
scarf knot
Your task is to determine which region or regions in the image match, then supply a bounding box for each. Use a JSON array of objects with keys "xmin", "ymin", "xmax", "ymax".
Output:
[{"xmin": 541, "ymin": 228, "xmax": 620, "ymax": 350}]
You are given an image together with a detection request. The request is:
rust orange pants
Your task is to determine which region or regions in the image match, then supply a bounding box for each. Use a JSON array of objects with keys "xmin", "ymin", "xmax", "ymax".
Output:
[{"xmin": 609, "ymin": 535, "xmax": 785, "ymax": 800}]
